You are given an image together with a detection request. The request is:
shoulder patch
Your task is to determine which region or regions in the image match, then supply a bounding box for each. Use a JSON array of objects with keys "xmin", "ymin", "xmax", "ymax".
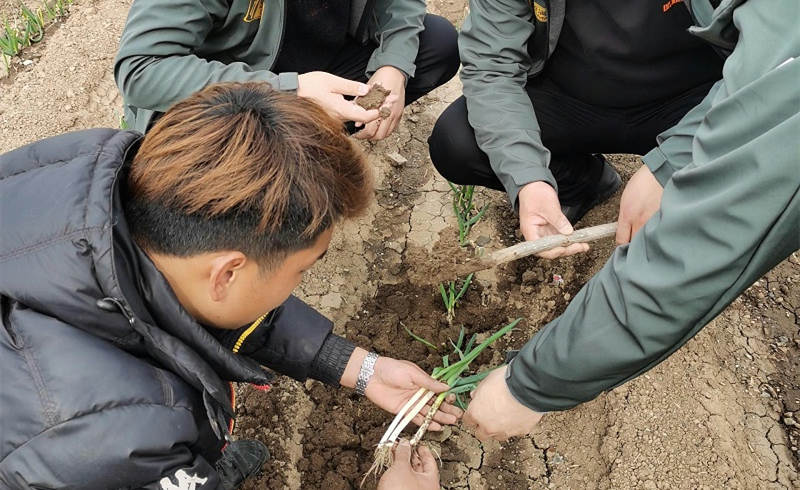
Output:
[
  {"xmin": 159, "ymin": 469, "xmax": 209, "ymax": 490},
  {"xmin": 243, "ymin": 0, "xmax": 263, "ymax": 22},
  {"xmin": 533, "ymin": 2, "xmax": 548, "ymax": 23}
]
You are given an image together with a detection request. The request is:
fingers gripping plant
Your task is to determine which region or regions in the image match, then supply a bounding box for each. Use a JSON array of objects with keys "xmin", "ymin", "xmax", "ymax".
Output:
[
  {"xmin": 448, "ymin": 183, "xmax": 488, "ymax": 246},
  {"xmin": 364, "ymin": 318, "xmax": 521, "ymax": 482},
  {"xmin": 439, "ymin": 273, "xmax": 473, "ymax": 324}
]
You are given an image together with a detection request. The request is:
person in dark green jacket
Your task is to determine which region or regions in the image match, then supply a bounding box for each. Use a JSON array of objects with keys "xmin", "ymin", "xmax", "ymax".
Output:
[
  {"xmin": 115, "ymin": 0, "xmax": 459, "ymax": 139},
  {"xmin": 429, "ymin": 0, "xmax": 724, "ymax": 257},
  {"xmin": 460, "ymin": 0, "xmax": 799, "ymax": 441}
]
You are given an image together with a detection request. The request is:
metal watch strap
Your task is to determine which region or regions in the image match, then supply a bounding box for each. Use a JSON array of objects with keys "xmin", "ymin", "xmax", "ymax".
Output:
[{"xmin": 355, "ymin": 351, "xmax": 379, "ymax": 395}]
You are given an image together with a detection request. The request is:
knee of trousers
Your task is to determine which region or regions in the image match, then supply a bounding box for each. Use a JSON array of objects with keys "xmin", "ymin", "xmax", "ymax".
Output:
[
  {"xmin": 420, "ymin": 14, "xmax": 460, "ymax": 86},
  {"xmin": 428, "ymin": 110, "xmax": 474, "ymax": 184}
]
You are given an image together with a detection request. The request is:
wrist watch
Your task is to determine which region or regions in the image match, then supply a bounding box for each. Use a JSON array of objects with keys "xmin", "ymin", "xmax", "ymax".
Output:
[{"xmin": 355, "ymin": 351, "xmax": 379, "ymax": 395}]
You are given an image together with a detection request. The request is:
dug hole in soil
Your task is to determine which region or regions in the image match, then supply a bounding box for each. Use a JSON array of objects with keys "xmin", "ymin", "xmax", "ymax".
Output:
[{"xmin": 1, "ymin": 0, "xmax": 797, "ymax": 488}]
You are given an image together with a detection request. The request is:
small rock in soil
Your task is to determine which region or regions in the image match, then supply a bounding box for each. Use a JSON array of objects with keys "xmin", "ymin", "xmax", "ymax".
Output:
[
  {"xmin": 475, "ymin": 235, "xmax": 491, "ymax": 247},
  {"xmin": 386, "ymin": 152, "xmax": 407, "ymax": 166},
  {"xmin": 386, "ymin": 241, "xmax": 404, "ymax": 253},
  {"xmin": 428, "ymin": 426, "xmax": 453, "ymax": 442}
]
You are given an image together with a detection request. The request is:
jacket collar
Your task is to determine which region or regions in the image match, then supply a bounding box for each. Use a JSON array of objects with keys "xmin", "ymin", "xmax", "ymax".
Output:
[
  {"xmin": 0, "ymin": 128, "xmax": 272, "ymax": 438},
  {"xmin": 103, "ymin": 137, "xmax": 274, "ymax": 433}
]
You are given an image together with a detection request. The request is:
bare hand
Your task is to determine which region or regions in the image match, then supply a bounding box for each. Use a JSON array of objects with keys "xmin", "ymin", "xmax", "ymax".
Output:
[
  {"xmin": 462, "ymin": 365, "xmax": 543, "ymax": 441},
  {"xmin": 355, "ymin": 66, "xmax": 406, "ymax": 141},
  {"xmin": 518, "ymin": 181, "xmax": 589, "ymax": 259},
  {"xmin": 616, "ymin": 165, "xmax": 663, "ymax": 245},
  {"xmin": 297, "ymin": 71, "xmax": 381, "ymax": 123},
  {"xmin": 366, "ymin": 357, "xmax": 463, "ymax": 431},
  {"xmin": 377, "ymin": 440, "xmax": 439, "ymax": 490}
]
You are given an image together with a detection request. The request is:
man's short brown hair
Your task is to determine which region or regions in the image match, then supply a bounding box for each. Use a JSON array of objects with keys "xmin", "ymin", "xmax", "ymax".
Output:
[{"xmin": 124, "ymin": 82, "xmax": 371, "ymax": 265}]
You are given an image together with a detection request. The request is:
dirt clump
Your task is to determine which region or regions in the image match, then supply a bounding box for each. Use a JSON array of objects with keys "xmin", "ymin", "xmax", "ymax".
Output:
[{"xmin": 357, "ymin": 83, "xmax": 391, "ymax": 117}]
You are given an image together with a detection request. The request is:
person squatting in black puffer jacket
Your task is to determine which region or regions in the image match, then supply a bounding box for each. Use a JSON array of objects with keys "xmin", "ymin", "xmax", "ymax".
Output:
[{"xmin": 0, "ymin": 82, "xmax": 456, "ymax": 489}]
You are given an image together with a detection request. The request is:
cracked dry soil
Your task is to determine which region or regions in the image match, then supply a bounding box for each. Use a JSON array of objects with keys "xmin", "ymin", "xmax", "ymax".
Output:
[{"xmin": 0, "ymin": 0, "xmax": 797, "ymax": 488}]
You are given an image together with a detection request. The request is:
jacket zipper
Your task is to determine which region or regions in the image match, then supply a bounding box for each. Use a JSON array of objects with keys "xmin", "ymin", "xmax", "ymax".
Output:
[
  {"xmin": 96, "ymin": 296, "xmax": 135, "ymax": 327},
  {"xmin": 98, "ymin": 295, "xmax": 236, "ymax": 442}
]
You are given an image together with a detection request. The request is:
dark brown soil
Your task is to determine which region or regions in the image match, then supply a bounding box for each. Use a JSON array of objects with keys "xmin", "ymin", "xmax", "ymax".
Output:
[
  {"xmin": 298, "ymin": 279, "xmax": 528, "ymax": 490},
  {"xmin": 234, "ymin": 380, "xmax": 294, "ymax": 489},
  {"xmin": 356, "ymin": 83, "xmax": 390, "ymax": 111},
  {"xmin": 3, "ymin": 0, "xmax": 797, "ymax": 488}
]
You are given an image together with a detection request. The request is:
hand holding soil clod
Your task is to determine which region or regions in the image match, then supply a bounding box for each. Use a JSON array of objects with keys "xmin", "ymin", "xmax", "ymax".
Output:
[
  {"xmin": 297, "ymin": 71, "xmax": 381, "ymax": 123},
  {"xmin": 355, "ymin": 73, "xmax": 404, "ymax": 140},
  {"xmin": 356, "ymin": 83, "xmax": 391, "ymax": 114}
]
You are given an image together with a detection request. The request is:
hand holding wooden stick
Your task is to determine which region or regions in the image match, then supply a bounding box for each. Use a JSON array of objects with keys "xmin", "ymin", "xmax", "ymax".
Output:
[{"xmin": 452, "ymin": 222, "xmax": 618, "ymax": 277}]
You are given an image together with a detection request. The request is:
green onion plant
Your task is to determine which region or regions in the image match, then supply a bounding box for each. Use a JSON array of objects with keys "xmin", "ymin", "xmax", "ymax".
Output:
[
  {"xmin": 402, "ymin": 324, "xmax": 438, "ymax": 351},
  {"xmin": 0, "ymin": 0, "xmax": 73, "ymax": 67},
  {"xmin": 364, "ymin": 318, "xmax": 521, "ymax": 481},
  {"xmin": 439, "ymin": 273, "xmax": 473, "ymax": 324},
  {"xmin": 448, "ymin": 182, "xmax": 488, "ymax": 246}
]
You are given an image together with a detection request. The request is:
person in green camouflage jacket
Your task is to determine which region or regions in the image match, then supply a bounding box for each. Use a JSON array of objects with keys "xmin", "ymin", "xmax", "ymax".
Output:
[
  {"xmin": 115, "ymin": 0, "xmax": 459, "ymax": 139},
  {"xmin": 460, "ymin": 0, "xmax": 800, "ymax": 440}
]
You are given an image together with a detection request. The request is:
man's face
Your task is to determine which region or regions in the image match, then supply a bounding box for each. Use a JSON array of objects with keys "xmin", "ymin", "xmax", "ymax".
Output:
[
  {"xmin": 150, "ymin": 228, "xmax": 333, "ymax": 330},
  {"xmin": 167, "ymin": 228, "xmax": 333, "ymax": 330},
  {"xmin": 221, "ymin": 228, "xmax": 333, "ymax": 329}
]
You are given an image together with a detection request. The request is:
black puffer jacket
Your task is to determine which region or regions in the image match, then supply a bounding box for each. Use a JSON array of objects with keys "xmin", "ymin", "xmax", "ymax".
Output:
[{"xmin": 0, "ymin": 129, "xmax": 351, "ymax": 488}]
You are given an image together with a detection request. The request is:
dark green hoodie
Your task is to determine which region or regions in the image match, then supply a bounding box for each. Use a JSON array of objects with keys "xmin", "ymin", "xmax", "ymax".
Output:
[
  {"xmin": 463, "ymin": 0, "xmax": 800, "ymax": 412},
  {"xmin": 114, "ymin": 0, "xmax": 426, "ymax": 132}
]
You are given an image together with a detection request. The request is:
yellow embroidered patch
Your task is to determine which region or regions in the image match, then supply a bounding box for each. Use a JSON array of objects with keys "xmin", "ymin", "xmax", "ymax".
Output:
[
  {"xmin": 534, "ymin": 2, "xmax": 548, "ymax": 23},
  {"xmin": 243, "ymin": 0, "xmax": 264, "ymax": 23}
]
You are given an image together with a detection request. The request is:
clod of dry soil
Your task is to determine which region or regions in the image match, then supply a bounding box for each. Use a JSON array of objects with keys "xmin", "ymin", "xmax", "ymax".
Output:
[
  {"xmin": 1, "ymin": 0, "xmax": 797, "ymax": 489},
  {"xmin": 356, "ymin": 83, "xmax": 391, "ymax": 111}
]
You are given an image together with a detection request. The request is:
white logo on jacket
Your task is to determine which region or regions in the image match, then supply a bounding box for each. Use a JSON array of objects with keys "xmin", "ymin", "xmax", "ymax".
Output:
[{"xmin": 159, "ymin": 469, "xmax": 209, "ymax": 490}]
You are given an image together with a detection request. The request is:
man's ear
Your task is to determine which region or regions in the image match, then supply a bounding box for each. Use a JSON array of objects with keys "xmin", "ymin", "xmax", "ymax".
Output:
[{"xmin": 208, "ymin": 251, "xmax": 248, "ymax": 302}]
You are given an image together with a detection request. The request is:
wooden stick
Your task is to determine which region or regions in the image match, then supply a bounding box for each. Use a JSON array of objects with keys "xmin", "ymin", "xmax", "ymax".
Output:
[{"xmin": 454, "ymin": 222, "xmax": 618, "ymax": 276}]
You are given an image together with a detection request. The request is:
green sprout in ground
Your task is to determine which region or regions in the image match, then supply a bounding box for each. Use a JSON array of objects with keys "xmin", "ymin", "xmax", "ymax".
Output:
[
  {"xmin": 0, "ymin": 0, "xmax": 73, "ymax": 71},
  {"xmin": 0, "ymin": 18, "xmax": 22, "ymax": 69},
  {"xmin": 448, "ymin": 182, "xmax": 488, "ymax": 246},
  {"xmin": 402, "ymin": 323, "xmax": 438, "ymax": 351},
  {"xmin": 20, "ymin": 5, "xmax": 44, "ymax": 44},
  {"xmin": 364, "ymin": 318, "xmax": 521, "ymax": 482},
  {"xmin": 440, "ymin": 272, "xmax": 473, "ymax": 324}
]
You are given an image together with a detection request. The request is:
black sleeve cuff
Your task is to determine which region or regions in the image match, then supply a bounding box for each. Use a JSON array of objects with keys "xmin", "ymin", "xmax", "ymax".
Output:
[
  {"xmin": 208, "ymin": 296, "xmax": 335, "ymax": 381},
  {"xmin": 308, "ymin": 334, "xmax": 356, "ymax": 386}
]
